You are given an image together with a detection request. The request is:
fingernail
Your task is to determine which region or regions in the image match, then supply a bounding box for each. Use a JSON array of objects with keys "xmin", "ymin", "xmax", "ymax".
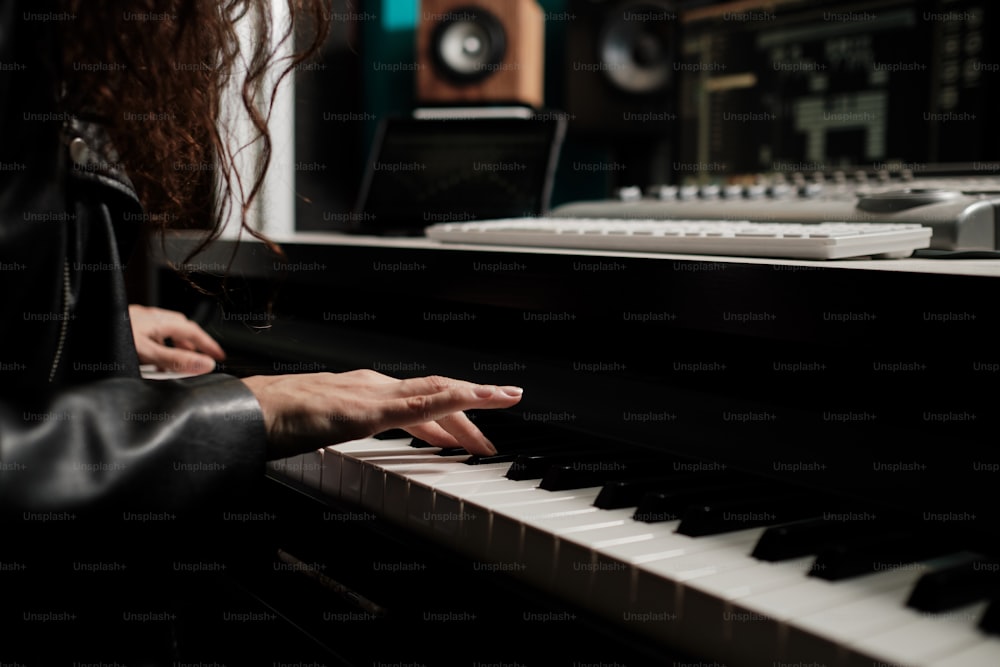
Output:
[
  {"xmin": 500, "ymin": 386, "xmax": 523, "ymax": 397},
  {"xmin": 474, "ymin": 385, "xmax": 496, "ymax": 398},
  {"xmin": 483, "ymin": 438, "xmax": 498, "ymax": 455}
]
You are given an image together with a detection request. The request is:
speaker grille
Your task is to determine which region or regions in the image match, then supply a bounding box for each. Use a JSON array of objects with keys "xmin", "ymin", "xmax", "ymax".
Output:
[
  {"xmin": 418, "ymin": 0, "xmax": 545, "ymax": 109},
  {"xmin": 566, "ymin": 0, "xmax": 678, "ymax": 133},
  {"xmin": 430, "ymin": 7, "xmax": 507, "ymax": 83},
  {"xmin": 599, "ymin": 2, "xmax": 675, "ymax": 94}
]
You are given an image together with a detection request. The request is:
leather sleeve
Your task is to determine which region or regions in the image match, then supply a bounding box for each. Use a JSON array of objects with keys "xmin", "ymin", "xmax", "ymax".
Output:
[
  {"xmin": 0, "ymin": 0, "xmax": 271, "ymax": 518},
  {"xmin": 0, "ymin": 374, "xmax": 268, "ymax": 516}
]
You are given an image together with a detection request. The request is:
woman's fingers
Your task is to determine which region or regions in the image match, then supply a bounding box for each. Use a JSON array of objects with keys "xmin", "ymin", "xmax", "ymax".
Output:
[{"xmin": 241, "ymin": 372, "xmax": 522, "ymax": 459}]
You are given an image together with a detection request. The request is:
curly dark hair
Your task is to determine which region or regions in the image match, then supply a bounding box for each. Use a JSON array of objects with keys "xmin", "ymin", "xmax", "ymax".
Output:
[{"xmin": 57, "ymin": 0, "xmax": 331, "ymax": 262}]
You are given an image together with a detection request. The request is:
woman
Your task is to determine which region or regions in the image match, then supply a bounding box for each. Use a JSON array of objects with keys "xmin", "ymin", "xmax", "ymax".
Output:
[{"xmin": 0, "ymin": 0, "xmax": 522, "ymax": 515}]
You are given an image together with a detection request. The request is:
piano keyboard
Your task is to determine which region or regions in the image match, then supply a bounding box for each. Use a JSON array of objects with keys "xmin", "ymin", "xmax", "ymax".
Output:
[{"xmin": 271, "ymin": 434, "xmax": 1000, "ymax": 667}]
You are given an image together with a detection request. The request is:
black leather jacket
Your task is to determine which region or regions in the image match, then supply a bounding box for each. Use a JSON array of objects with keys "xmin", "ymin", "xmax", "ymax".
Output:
[{"xmin": 0, "ymin": 0, "xmax": 267, "ymax": 516}]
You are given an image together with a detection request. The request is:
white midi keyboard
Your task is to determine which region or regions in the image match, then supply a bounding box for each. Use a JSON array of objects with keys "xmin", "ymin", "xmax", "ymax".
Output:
[
  {"xmin": 273, "ymin": 435, "xmax": 1000, "ymax": 667},
  {"xmin": 424, "ymin": 218, "xmax": 934, "ymax": 260}
]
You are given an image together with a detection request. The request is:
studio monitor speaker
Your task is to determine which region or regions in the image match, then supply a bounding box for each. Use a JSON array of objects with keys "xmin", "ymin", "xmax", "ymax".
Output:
[
  {"xmin": 567, "ymin": 0, "xmax": 678, "ymax": 133},
  {"xmin": 417, "ymin": 0, "xmax": 545, "ymax": 108}
]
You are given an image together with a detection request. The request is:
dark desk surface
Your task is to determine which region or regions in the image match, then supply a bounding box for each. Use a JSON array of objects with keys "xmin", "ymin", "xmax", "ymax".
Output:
[
  {"xmin": 148, "ymin": 230, "xmax": 1000, "ymax": 539},
  {"xmin": 159, "ymin": 229, "xmax": 1000, "ymax": 277}
]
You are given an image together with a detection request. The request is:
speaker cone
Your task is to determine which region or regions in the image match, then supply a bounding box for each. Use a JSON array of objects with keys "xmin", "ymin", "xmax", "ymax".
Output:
[
  {"xmin": 599, "ymin": 2, "xmax": 674, "ymax": 95},
  {"xmin": 430, "ymin": 7, "xmax": 508, "ymax": 83}
]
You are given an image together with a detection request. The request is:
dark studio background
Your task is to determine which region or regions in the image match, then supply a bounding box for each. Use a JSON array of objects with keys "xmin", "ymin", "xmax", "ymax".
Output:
[
  {"xmin": 294, "ymin": 0, "xmax": 999, "ymax": 232},
  {"xmin": 8, "ymin": 2, "xmax": 1000, "ymax": 666}
]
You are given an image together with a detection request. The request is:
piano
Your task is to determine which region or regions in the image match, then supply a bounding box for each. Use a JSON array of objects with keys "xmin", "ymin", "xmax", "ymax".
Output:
[{"xmin": 150, "ymin": 232, "xmax": 1000, "ymax": 666}]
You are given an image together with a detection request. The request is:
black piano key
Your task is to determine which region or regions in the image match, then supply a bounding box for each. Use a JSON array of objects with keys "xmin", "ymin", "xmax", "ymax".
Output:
[
  {"xmin": 538, "ymin": 457, "xmax": 677, "ymax": 492},
  {"xmin": 464, "ymin": 452, "xmax": 521, "ymax": 465},
  {"xmin": 504, "ymin": 447, "xmax": 628, "ymax": 481},
  {"xmin": 752, "ymin": 515, "xmax": 892, "ymax": 561},
  {"xmin": 596, "ymin": 477, "xmax": 679, "ymax": 510},
  {"xmin": 594, "ymin": 471, "xmax": 737, "ymax": 509},
  {"xmin": 436, "ymin": 447, "xmax": 470, "ymax": 457},
  {"xmin": 465, "ymin": 412, "xmax": 568, "ymax": 446},
  {"xmin": 676, "ymin": 494, "xmax": 823, "ymax": 537},
  {"xmin": 410, "ymin": 418, "xmax": 554, "ymax": 453},
  {"xmin": 632, "ymin": 483, "xmax": 760, "ymax": 523},
  {"xmin": 810, "ymin": 531, "xmax": 959, "ymax": 581},
  {"xmin": 979, "ymin": 597, "xmax": 1000, "ymax": 636},
  {"xmin": 415, "ymin": 433, "xmax": 547, "ymax": 454},
  {"xmin": 462, "ymin": 435, "xmax": 578, "ymax": 465},
  {"xmin": 464, "ymin": 430, "xmax": 610, "ymax": 467},
  {"xmin": 437, "ymin": 436, "xmax": 555, "ymax": 458},
  {"xmin": 373, "ymin": 428, "xmax": 411, "ymax": 440},
  {"xmin": 505, "ymin": 452, "xmax": 586, "ymax": 481},
  {"xmin": 907, "ymin": 556, "xmax": 1000, "ymax": 612}
]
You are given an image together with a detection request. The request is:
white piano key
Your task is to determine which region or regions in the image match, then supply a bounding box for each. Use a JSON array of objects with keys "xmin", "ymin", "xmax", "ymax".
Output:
[
  {"xmin": 925, "ymin": 636, "xmax": 1000, "ymax": 667},
  {"xmin": 846, "ymin": 602, "xmax": 989, "ymax": 667},
  {"xmin": 319, "ymin": 437, "xmax": 416, "ymax": 500},
  {"xmin": 299, "ymin": 436, "xmax": 997, "ymax": 667},
  {"xmin": 599, "ymin": 525, "xmax": 766, "ymax": 565},
  {"xmin": 518, "ymin": 506, "xmax": 637, "ymax": 600},
  {"xmin": 327, "ymin": 437, "xmax": 417, "ymax": 459},
  {"xmin": 429, "ymin": 464, "xmax": 512, "ymax": 548},
  {"xmin": 728, "ymin": 564, "xmax": 924, "ymax": 666},
  {"xmin": 330, "ymin": 440, "xmax": 455, "ymax": 516},
  {"xmin": 487, "ymin": 487, "xmax": 606, "ymax": 527},
  {"xmin": 430, "ymin": 469, "xmax": 530, "ymax": 504},
  {"xmin": 481, "ymin": 487, "xmax": 608, "ymax": 573},
  {"xmin": 493, "ymin": 492, "xmax": 748, "ymax": 611},
  {"xmin": 301, "ymin": 449, "xmax": 323, "ymax": 491},
  {"xmin": 319, "ymin": 447, "xmax": 343, "ymax": 498},
  {"xmin": 630, "ymin": 551, "xmax": 761, "ymax": 651},
  {"xmin": 781, "ymin": 554, "xmax": 975, "ymax": 666},
  {"xmin": 360, "ymin": 454, "xmax": 515, "ymax": 538},
  {"xmin": 411, "ymin": 465, "xmax": 526, "ymax": 528},
  {"xmin": 681, "ymin": 556, "xmax": 817, "ymax": 665},
  {"xmin": 589, "ymin": 523, "xmax": 666, "ymax": 550},
  {"xmin": 382, "ymin": 467, "xmax": 409, "ymax": 526},
  {"xmin": 286, "ymin": 454, "xmax": 307, "ymax": 483},
  {"xmin": 360, "ymin": 463, "xmax": 389, "ymax": 513},
  {"xmin": 411, "ymin": 478, "xmax": 554, "ymax": 565},
  {"xmin": 461, "ymin": 483, "xmax": 597, "ymax": 509},
  {"xmin": 371, "ymin": 455, "xmax": 491, "ymax": 528},
  {"xmin": 594, "ymin": 526, "xmax": 766, "ymax": 649},
  {"xmin": 587, "ymin": 524, "xmax": 677, "ymax": 621},
  {"xmin": 465, "ymin": 485, "xmax": 603, "ymax": 569},
  {"xmin": 432, "ymin": 466, "xmax": 515, "ymax": 487},
  {"xmin": 359, "ymin": 448, "xmax": 456, "ymax": 514},
  {"xmin": 639, "ymin": 541, "xmax": 764, "ymax": 582},
  {"xmin": 372, "ymin": 455, "xmax": 466, "ymax": 533}
]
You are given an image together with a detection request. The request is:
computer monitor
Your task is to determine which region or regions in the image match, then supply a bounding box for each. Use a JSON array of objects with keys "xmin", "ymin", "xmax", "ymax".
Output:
[{"xmin": 351, "ymin": 113, "xmax": 567, "ymax": 235}]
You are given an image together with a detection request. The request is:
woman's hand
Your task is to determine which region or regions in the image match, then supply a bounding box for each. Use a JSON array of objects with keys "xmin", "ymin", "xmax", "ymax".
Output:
[
  {"xmin": 128, "ymin": 304, "xmax": 226, "ymax": 374},
  {"xmin": 241, "ymin": 370, "xmax": 523, "ymax": 459}
]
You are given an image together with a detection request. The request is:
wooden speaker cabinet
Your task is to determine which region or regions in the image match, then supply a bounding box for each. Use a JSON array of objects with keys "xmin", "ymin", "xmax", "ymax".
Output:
[{"xmin": 417, "ymin": 0, "xmax": 545, "ymax": 109}]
